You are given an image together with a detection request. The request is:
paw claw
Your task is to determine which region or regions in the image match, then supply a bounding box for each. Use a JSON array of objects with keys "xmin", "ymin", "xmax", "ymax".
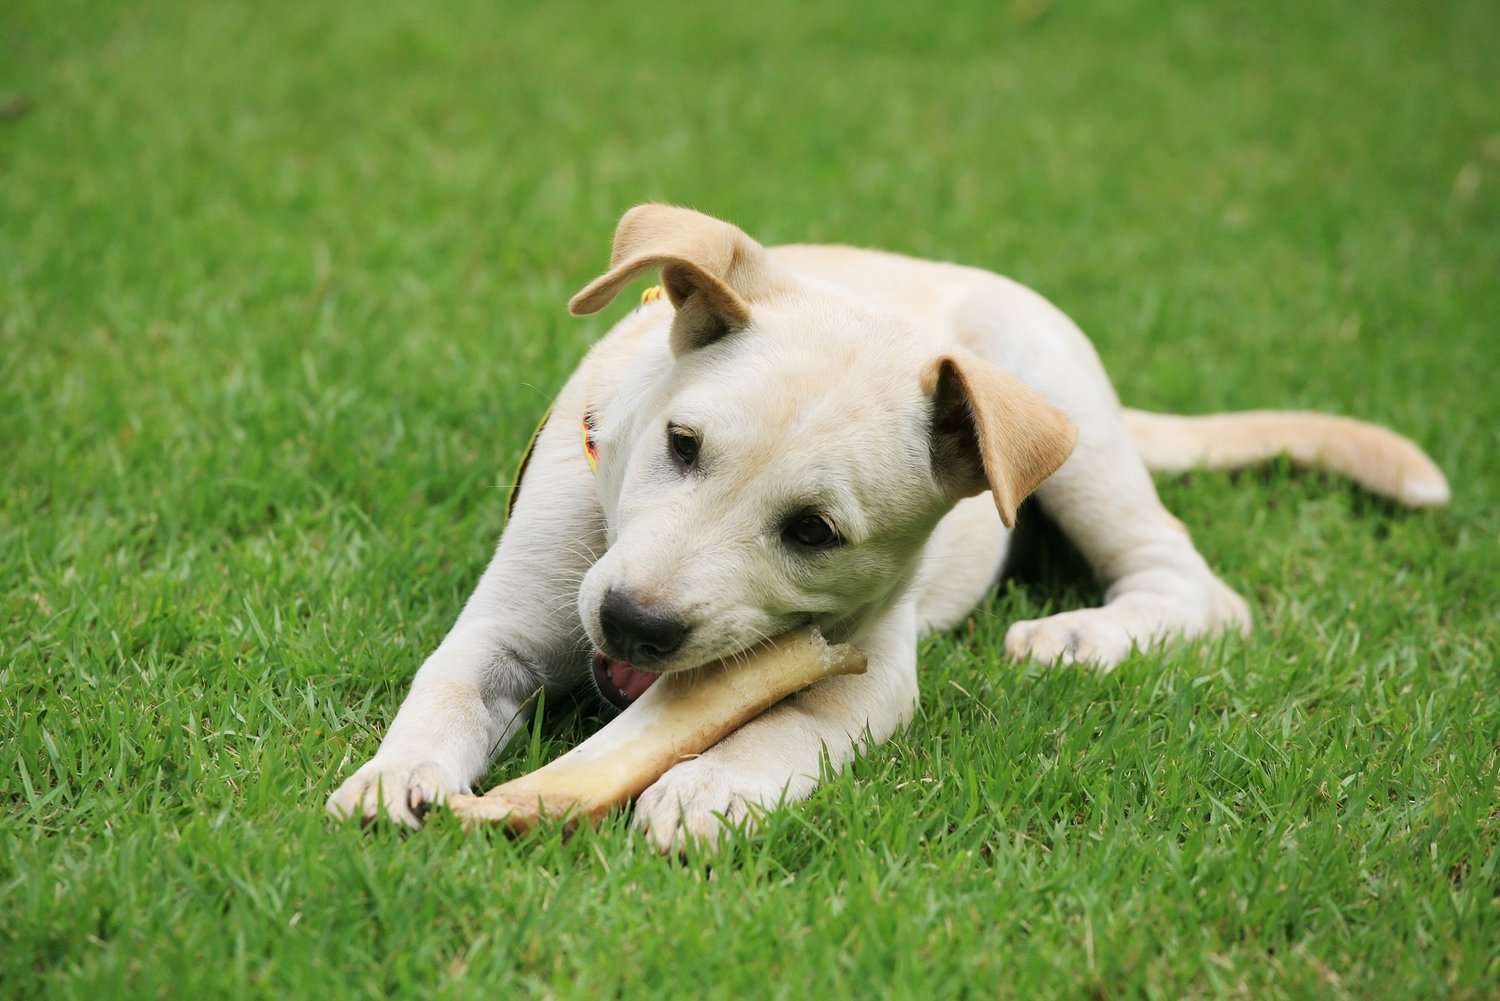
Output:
[{"xmin": 326, "ymin": 758, "xmax": 461, "ymax": 829}]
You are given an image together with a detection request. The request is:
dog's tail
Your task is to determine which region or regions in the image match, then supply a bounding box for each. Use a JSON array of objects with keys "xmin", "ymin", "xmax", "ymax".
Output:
[{"xmin": 1123, "ymin": 408, "xmax": 1450, "ymax": 508}]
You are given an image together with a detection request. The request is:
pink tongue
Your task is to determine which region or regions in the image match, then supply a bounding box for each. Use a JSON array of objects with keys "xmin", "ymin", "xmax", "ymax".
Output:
[{"xmin": 605, "ymin": 656, "xmax": 660, "ymax": 702}]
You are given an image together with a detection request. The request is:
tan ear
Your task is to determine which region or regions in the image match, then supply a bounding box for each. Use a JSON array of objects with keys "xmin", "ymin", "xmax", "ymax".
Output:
[
  {"xmin": 568, "ymin": 204, "xmax": 779, "ymax": 354},
  {"xmin": 922, "ymin": 351, "xmax": 1078, "ymax": 528}
]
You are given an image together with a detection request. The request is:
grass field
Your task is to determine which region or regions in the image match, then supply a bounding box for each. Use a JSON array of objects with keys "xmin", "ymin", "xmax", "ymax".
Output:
[{"xmin": 4, "ymin": 0, "xmax": 1498, "ymax": 997}]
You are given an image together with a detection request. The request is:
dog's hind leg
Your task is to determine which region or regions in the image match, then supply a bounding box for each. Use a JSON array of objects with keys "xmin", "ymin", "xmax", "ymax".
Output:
[
  {"xmin": 1007, "ymin": 438, "xmax": 1251, "ymax": 667},
  {"xmin": 960, "ymin": 294, "xmax": 1251, "ymax": 668},
  {"xmin": 326, "ymin": 403, "xmax": 603, "ymax": 827}
]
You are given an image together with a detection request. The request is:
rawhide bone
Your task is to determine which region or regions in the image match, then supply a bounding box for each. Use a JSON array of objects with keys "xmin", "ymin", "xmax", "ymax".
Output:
[{"xmin": 446, "ymin": 626, "xmax": 865, "ymax": 831}]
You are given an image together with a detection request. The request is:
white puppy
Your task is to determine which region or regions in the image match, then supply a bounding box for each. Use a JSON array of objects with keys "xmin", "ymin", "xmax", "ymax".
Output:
[{"xmin": 327, "ymin": 205, "xmax": 1449, "ymax": 851}]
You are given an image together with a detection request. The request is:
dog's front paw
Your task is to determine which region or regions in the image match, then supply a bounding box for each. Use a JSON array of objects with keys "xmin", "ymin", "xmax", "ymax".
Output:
[
  {"xmin": 325, "ymin": 757, "xmax": 465, "ymax": 828},
  {"xmin": 1005, "ymin": 608, "xmax": 1138, "ymax": 668},
  {"xmin": 631, "ymin": 758, "xmax": 789, "ymax": 854}
]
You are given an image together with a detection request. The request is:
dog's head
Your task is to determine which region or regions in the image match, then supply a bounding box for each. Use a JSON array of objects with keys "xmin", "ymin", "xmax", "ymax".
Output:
[{"xmin": 569, "ymin": 206, "xmax": 1075, "ymax": 699}]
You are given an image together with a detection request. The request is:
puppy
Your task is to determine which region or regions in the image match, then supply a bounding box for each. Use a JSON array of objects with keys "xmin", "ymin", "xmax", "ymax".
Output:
[{"xmin": 327, "ymin": 204, "xmax": 1449, "ymax": 851}]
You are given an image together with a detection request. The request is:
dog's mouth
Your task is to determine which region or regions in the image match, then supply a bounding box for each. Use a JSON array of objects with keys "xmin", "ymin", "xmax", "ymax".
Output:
[
  {"xmin": 591, "ymin": 651, "xmax": 661, "ymax": 710},
  {"xmin": 590, "ymin": 616, "xmax": 826, "ymax": 711}
]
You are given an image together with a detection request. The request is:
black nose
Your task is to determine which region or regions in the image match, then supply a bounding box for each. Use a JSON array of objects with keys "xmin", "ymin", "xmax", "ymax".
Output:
[{"xmin": 599, "ymin": 588, "xmax": 690, "ymax": 665}]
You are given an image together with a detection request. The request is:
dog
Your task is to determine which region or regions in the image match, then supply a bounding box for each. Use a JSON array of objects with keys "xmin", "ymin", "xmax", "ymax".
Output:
[{"xmin": 327, "ymin": 204, "xmax": 1449, "ymax": 851}]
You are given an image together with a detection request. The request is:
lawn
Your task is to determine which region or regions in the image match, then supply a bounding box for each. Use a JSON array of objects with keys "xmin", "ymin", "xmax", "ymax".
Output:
[{"xmin": 3, "ymin": 0, "xmax": 1498, "ymax": 997}]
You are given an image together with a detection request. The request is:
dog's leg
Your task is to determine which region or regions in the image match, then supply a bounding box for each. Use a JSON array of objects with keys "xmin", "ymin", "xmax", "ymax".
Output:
[
  {"xmin": 632, "ymin": 602, "xmax": 918, "ymax": 853},
  {"xmin": 914, "ymin": 494, "xmax": 1011, "ymax": 633},
  {"xmin": 325, "ymin": 410, "xmax": 602, "ymax": 826},
  {"xmin": 1005, "ymin": 469, "xmax": 1249, "ymax": 667},
  {"xmin": 992, "ymin": 313, "xmax": 1251, "ymax": 667}
]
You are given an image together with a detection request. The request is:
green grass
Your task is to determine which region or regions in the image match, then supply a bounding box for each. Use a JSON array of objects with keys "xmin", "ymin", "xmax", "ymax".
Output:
[{"xmin": 4, "ymin": 0, "xmax": 1498, "ymax": 997}]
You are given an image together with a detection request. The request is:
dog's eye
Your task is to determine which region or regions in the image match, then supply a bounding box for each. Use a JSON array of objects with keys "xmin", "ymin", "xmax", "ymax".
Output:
[
  {"xmin": 784, "ymin": 512, "xmax": 841, "ymax": 549},
  {"xmin": 667, "ymin": 425, "xmax": 700, "ymax": 468}
]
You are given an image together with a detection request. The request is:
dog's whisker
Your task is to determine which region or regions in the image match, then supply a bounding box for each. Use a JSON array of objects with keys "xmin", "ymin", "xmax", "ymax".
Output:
[
  {"xmin": 562, "ymin": 537, "xmax": 604, "ymax": 562},
  {"xmin": 543, "ymin": 597, "xmax": 584, "ymax": 618}
]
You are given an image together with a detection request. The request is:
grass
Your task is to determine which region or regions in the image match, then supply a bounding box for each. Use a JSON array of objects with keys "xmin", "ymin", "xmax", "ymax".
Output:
[{"xmin": 3, "ymin": 0, "xmax": 1498, "ymax": 997}]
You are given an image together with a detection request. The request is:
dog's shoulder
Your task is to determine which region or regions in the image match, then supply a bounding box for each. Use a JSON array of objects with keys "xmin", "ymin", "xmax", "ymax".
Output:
[{"xmin": 768, "ymin": 243, "xmax": 1013, "ymax": 330}]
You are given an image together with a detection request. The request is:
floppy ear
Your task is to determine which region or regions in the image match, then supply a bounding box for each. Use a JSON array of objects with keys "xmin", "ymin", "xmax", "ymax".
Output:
[
  {"xmin": 568, "ymin": 204, "xmax": 780, "ymax": 355},
  {"xmin": 921, "ymin": 351, "xmax": 1078, "ymax": 528}
]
